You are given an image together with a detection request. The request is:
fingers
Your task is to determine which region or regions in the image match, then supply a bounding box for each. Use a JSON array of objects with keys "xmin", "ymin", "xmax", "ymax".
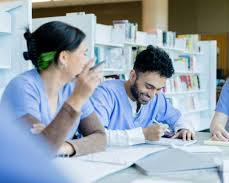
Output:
[
  {"xmin": 80, "ymin": 59, "xmax": 94, "ymax": 76},
  {"xmin": 211, "ymin": 134, "xmax": 219, "ymax": 141},
  {"xmin": 182, "ymin": 130, "xmax": 187, "ymax": 141},
  {"xmin": 222, "ymin": 129, "xmax": 229, "ymax": 140},
  {"xmin": 191, "ymin": 132, "xmax": 195, "ymax": 140},
  {"xmin": 171, "ymin": 132, "xmax": 179, "ymax": 139},
  {"xmin": 30, "ymin": 123, "xmax": 46, "ymax": 134},
  {"xmin": 214, "ymin": 131, "xmax": 228, "ymax": 141},
  {"xmin": 187, "ymin": 131, "xmax": 192, "ymax": 141}
]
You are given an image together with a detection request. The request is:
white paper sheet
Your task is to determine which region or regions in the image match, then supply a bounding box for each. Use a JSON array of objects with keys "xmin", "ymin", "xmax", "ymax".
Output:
[
  {"xmin": 53, "ymin": 146, "xmax": 167, "ymax": 183},
  {"xmin": 178, "ymin": 145, "xmax": 222, "ymax": 153},
  {"xmin": 145, "ymin": 138, "xmax": 197, "ymax": 147}
]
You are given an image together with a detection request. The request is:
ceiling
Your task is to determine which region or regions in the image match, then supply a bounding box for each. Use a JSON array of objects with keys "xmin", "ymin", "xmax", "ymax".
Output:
[{"xmin": 32, "ymin": 0, "xmax": 141, "ymax": 9}]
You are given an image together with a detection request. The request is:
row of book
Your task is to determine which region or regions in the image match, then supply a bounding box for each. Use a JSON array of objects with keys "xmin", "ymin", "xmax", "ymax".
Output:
[
  {"xmin": 94, "ymin": 47, "xmax": 125, "ymax": 70},
  {"xmin": 172, "ymin": 55, "xmax": 198, "ymax": 72},
  {"xmin": 177, "ymin": 34, "xmax": 200, "ymax": 52},
  {"xmin": 163, "ymin": 74, "xmax": 200, "ymax": 93},
  {"xmin": 112, "ymin": 20, "xmax": 138, "ymax": 43}
]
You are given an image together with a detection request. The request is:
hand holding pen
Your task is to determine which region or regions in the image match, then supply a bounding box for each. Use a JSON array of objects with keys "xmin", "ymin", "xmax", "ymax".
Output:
[
  {"xmin": 143, "ymin": 120, "xmax": 170, "ymax": 141},
  {"xmin": 153, "ymin": 120, "xmax": 175, "ymax": 138}
]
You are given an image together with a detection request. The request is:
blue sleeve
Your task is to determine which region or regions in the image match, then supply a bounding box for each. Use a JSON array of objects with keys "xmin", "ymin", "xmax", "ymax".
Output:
[
  {"xmin": 155, "ymin": 93, "xmax": 181, "ymax": 127},
  {"xmin": 216, "ymin": 80, "xmax": 229, "ymax": 116},
  {"xmin": 80, "ymin": 99, "xmax": 94, "ymax": 120},
  {"xmin": 0, "ymin": 78, "xmax": 41, "ymax": 121},
  {"xmin": 90, "ymin": 85, "xmax": 114, "ymax": 127}
]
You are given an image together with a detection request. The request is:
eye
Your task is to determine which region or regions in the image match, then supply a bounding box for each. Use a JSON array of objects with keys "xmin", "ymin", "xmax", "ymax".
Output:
[{"xmin": 145, "ymin": 84, "xmax": 154, "ymax": 90}]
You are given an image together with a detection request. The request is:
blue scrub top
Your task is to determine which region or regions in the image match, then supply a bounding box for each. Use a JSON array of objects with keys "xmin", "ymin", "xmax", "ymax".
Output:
[
  {"xmin": 90, "ymin": 80, "xmax": 181, "ymax": 130},
  {"xmin": 216, "ymin": 79, "xmax": 229, "ymax": 116},
  {"xmin": 0, "ymin": 69, "xmax": 94, "ymax": 140}
]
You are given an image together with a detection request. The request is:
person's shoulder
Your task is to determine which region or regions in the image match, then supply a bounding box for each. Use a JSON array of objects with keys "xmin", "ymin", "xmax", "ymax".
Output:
[
  {"xmin": 6, "ymin": 69, "xmax": 39, "ymax": 89},
  {"xmin": 99, "ymin": 79, "xmax": 124, "ymax": 90},
  {"xmin": 224, "ymin": 79, "xmax": 229, "ymax": 87}
]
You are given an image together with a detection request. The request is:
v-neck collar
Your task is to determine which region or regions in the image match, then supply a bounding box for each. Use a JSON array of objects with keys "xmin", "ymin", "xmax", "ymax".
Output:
[{"xmin": 33, "ymin": 69, "xmax": 62, "ymax": 118}]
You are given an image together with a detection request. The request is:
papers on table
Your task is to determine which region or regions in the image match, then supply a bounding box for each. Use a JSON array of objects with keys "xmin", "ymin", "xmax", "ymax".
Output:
[
  {"xmin": 145, "ymin": 138, "xmax": 197, "ymax": 147},
  {"xmin": 178, "ymin": 145, "xmax": 222, "ymax": 153},
  {"xmin": 78, "ymin": 146, "xmax": 166, "ymax": 165}
]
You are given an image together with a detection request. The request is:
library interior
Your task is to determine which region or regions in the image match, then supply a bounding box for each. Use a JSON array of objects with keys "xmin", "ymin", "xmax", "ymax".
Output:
[{"xmin": 1, "ymin": 0, "xmax": 229, "ymax": 183}]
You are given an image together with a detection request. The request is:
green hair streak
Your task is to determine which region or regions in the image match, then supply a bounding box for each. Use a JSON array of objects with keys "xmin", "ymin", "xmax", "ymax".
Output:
[{"xmin": 37, "ymin": 51, "xmax": 57, "ymax": 71}]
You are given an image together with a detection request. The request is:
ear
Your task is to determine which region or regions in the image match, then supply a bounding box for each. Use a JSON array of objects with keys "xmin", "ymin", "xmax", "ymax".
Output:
[
  {"xmin": 129, "ymin": 69, "xmax": 137, "ymax": 84},
  {"xmin": 58, "ymin": 50, "xmax": 69, "ymax": 67}
]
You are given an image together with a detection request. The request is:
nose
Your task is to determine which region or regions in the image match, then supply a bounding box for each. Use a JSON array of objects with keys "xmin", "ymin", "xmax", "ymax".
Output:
[{"xmin": 148, "ymin": 89, "xmax": 157, "ymax": 98}]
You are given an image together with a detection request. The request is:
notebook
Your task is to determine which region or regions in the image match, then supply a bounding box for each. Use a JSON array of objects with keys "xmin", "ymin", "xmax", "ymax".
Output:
[
  {"xmin": 134, "ymin": 148, "xmax": 219, "ymax": 176},
  {"xmin": 145, "ymin": 138, "xmax": 197, "ymax": 147}
]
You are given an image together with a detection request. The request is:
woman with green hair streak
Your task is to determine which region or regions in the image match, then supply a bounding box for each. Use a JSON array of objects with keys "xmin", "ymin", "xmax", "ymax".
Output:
[{"xmin": 0, "ymin": 21, "xmax": 106, "ymax": 157}]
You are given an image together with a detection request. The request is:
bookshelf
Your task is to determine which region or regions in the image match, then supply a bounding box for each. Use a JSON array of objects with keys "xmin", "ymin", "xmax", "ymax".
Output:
[
  {"xmin": 0, "ymin": 0, "xmax": 32, "ymax": 97},
  {"xmin": 33, "ymin": 13, "xmax": 217, "ymax": 131}
]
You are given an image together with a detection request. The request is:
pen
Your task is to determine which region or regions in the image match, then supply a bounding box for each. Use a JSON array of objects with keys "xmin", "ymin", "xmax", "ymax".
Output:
[{"xmin": 153, "ymin": 119, "xmax": 171, "ymax": 133}]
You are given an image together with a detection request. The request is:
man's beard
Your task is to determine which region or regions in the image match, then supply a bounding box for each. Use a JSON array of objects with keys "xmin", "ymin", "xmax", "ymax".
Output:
[{"xmin": 130, "ymin": 81, "xmax": 151, "ymax": 105}]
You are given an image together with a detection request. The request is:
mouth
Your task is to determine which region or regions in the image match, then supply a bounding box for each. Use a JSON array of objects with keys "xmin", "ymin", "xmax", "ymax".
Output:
[{"xmin": 139, "ymin": 94, "xmax": 151, "ymax": 102}]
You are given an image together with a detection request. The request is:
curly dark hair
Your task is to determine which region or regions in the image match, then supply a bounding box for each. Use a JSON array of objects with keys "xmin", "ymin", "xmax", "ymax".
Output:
[{"xmin": 133, "ymin": 45, "xmax": 174, "ymax": 78}]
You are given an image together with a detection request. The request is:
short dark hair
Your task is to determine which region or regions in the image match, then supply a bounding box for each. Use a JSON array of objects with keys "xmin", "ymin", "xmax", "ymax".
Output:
[
  {"xmin": 133, "ymin": 45, "xmax": 174, "ymax": 78},
  {"xmin": 23, "ymin": 21, "xmax": 86, "ymax": 72}
]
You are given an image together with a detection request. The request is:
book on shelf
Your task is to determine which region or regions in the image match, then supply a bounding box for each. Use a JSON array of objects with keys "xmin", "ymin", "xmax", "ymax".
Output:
[
  {"xmin": 163, "ymin": 74, "xmax": 200, "ymax": 93},
  {"xmin": 162, "ymin": 31, "xmax": 176, "ymax": 48},
  {"xmin": 173, "ymin": 55, "xmax": 197, "ymax": 72},
  {"xmin": 112, "ymin": 20, "xmax": 138, "ymax": 43},
  {"xmin": 94, "ymin": 46, "xmax": 125, "ymax": 70},
  {"xmin": 177, "ymin": 34, "xmax": 200, "ymax": 52}
]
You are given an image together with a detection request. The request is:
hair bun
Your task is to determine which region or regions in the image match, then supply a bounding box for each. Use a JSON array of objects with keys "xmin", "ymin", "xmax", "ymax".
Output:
[
  {"xmin": 23, "ymin": 28, "xmax": 38, "ymax": 68},
  {"xmin": 23, "ymin": 52, "xmax": 30, "ymax": 60},
  {"xmin": 146, "ymin": 45, "xmax": 155, "ymax": 50},
  {"xmin": 24, "ymin": 30, "xmax": 32, "ymax": 41}
]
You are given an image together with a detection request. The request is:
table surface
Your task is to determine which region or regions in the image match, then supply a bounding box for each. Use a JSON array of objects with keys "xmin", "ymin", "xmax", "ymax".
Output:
[{"xmin": 98, "ymin": 132, "xmax": 229, "ymax": 183}]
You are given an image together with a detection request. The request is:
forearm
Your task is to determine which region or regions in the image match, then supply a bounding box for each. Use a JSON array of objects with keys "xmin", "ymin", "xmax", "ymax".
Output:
[
  {"xmin": 210, "ymin": 112, "xmax": 228, "ymax": 132},
  {"xmin": 66, "ymin": 132, "xmax": 106, "ymax": 156},
  {"xmin": 43, "ymin": 103, "xmax": 80, "ymax": 150},
  {"xmin": 21, "ymin": 102, "xmax": 80, "ymax": 152},
  {"xmin": 106, "ymin": 127, "xmax": 145, "ymax": 146},
  {"xmin": 65, "ymin": 113, "xmax": 106, "ymax": 156}
]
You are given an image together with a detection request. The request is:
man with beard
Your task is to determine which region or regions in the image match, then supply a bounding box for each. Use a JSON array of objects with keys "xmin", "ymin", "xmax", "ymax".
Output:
[{"xmin": 90, "ymin": 45, "xmax": 195, "ymax": 146}]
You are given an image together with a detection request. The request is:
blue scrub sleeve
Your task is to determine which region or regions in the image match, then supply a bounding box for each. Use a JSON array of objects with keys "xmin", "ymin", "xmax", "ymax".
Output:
[
  {"xmin": 0, "ymin": 78, "xmax": 41, "ymax": 121},
  {"xmin": 216, "ymin": 80, "xmax": 229, "ymax": 116},
  {"xmin": 90, "ymin": 85, "xmax": 114, "ymax": 127},
  {"xmin": 155, "ymin": 93, "xmax": 181, "ymax": 127}
]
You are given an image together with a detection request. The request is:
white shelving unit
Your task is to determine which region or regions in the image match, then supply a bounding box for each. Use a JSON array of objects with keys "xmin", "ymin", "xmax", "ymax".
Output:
[
  {"xmin": 0, "ymin": 0, "xmax": 32, "ymax": 98},
  {"xmin": 0, "ymin": 12, "xmax": 11, "ymax": 34},
  {"xmin": 32, "ymin": 13, "xmax": 217, "ymax": 131}
]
